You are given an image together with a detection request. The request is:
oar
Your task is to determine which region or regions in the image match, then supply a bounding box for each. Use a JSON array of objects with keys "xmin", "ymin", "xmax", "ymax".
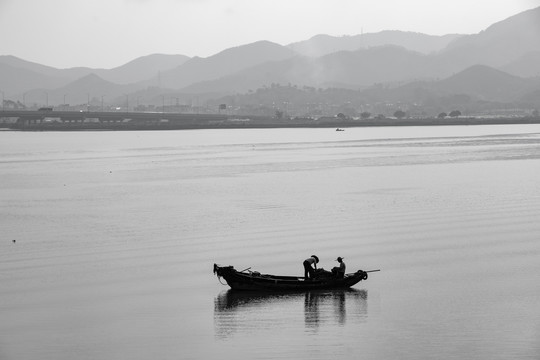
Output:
[
  {"xmin": 240, "ymin": 267, "xmax": 251, "ymax": 273},
  {"xmin": 365, "ymin": 269, "xmax": 380, "ymax": 273}
]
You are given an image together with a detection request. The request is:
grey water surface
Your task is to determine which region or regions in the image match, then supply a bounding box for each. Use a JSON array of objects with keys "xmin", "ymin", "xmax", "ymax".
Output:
[{"xmin": 1, "ymin": 125, "xmax": 540, "ymax": 360}]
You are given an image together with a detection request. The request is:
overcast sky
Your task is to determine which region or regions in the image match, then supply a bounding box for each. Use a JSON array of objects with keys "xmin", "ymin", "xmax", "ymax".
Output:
[{"xmin": 1, "ymin": 0, "xmax": 539, "ymax": 69}]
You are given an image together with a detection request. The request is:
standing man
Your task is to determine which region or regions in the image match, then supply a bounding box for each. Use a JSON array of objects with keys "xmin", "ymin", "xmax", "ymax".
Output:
[{"xmin": 303, "ymin": 255, "xmax": 319, "ymax": 280}]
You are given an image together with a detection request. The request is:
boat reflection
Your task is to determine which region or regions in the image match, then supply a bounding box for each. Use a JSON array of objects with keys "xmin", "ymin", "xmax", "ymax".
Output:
[{"xmin": 214, "ymin": 289, "xmax": 367, "ymax": 338}]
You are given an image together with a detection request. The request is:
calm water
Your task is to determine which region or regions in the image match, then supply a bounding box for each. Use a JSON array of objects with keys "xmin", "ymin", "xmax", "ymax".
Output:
[{"xmin": 1, "ymin": 125, "xmax": 540, "ymax": 360}]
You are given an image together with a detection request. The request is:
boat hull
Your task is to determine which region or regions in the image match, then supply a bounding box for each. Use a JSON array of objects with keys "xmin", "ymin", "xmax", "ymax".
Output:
[{"xmin": 213, "ymin": 264, "xmax": 368, "ymax": 291}]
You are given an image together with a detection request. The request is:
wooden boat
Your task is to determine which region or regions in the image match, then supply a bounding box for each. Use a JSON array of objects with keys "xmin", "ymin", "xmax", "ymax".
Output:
[{"xmin": 213, "ymin": 264, "xmax": 377, "ymax": 291}]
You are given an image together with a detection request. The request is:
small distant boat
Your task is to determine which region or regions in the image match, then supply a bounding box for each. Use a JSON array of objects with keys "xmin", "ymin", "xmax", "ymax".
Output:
[
  {"xmin": 213, "ymin": 264, "xmax": 378, "ymax": 291},
  {"xmin": 336, "ymin": 128, "xmax": 345, "ymax": 131}
]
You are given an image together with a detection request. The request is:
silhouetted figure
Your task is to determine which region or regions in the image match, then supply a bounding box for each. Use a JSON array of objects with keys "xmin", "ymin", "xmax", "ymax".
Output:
[
  {"xmin": 12, "ymin": 239, "xmax": 16, "ymax": 244},
  {"xmin": 332, "ymin": 257, "xmax": 346, "ymax": 278},
  {"xmin": 303, "ymin": 255, "xmax": 319, "ymax": 280}
]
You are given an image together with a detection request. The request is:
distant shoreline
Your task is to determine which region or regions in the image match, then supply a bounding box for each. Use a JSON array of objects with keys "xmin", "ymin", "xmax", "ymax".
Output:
[{"xmin": 2, "ymin": 114, "xmax": 540, "ymax": 131}]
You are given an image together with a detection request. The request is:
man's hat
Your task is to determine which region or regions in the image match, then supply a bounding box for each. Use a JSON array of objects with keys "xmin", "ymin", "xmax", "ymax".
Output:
[
  {"xmin": 311, "ymin": 255, "xmax": 319, "ymax": 263},
  {"xmin": 336, "ymin": 257, "xmax": 343, "ymax": 261}
]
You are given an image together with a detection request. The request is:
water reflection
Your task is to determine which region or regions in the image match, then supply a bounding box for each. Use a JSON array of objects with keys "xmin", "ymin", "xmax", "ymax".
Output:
[{"xmin": 214, "ymin": 289, "xmax": 367, "ymax": 338}]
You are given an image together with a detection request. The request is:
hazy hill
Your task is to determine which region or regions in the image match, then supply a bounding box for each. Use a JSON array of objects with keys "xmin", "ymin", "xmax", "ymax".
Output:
[
  {"xmin": 37, "ymin": 73, "xmax": 133, "ymax": 106},
  {"xmin": 181, "ymin": 6, "xmax": 540, "ymax": 96},
  {"xmin": 500, "ymin": 51, "xmax": 540, "ymax": 78},
  {"xmin": 2, "ymin": 6, "xmax": 540, "ymax": 110},
  {"xmin": 0, "ymin": 54, "xmax": 190, "ymax": 96},
  {"xmin": 376, "ymin": 65, "xmax": 540, "ymax": 105},
  {"xmin": 0, "ymin": 61, "xmax": 68, "ymax": 94},
  {"xmin": 288, "ymin": 31, "xmax": 462, "ymax": 57},
  {"xmin": 520, "ymin": 88, "xmax": 540, "ymax": 105},
  {"xmin": 183, "ymin": 46, "xmax": 443, "ymax": 94},
  {"xmin": 433, "ymin": 65, "xmax": 535, "ymax": 101},
  {"xmin": 99, "ymin": 54, "xmax": 190, "ymax": 84},
  {"xmin": 182, "ymin": 58, "xmax": 300, "ymax": 94},
  {"xmin": 313, "ymin": 46, "xmax": 438, "ymax": 86},
  {"xmin": 439, "ymin": 6, "xmax": 540, "ymax": 70},
  {"xmin": 58, "ymin": 54, "xmax": 190, "ymax": 85},
  {"xmin": 157, "ymin": 41, "xmax": 298, "ymax": 89},
  {"xmin": 210, "ymin": 65, "xmax": 540, "ymax": 116},
  {"xmin": 0, "ymin": 55, "xmax": 65, "ymax": 77}
]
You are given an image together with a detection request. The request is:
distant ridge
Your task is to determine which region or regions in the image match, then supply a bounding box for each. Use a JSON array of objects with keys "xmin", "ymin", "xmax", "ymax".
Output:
[
  {"xmin": 183, "ymin": 46, "xmax": 438, "ymax": 94},
  {"xmin": 0, "ymin": 55, "xmax": 61, "ymax": 76},
  {"xmin": 157, "ymin": 41, "xmax": 297, "ymax": 89},
  {"xmin": 500, "ymin": 51, "xmax": 540, "ymax": 78},
  {"xmin": 287, "ymin": 31, "xmax": 462, "ymax": 57},
  {"xmin": 435, "ymin": 65, "xmax": 533, "ymax": 101},
  {"xmin": 1, "ymin": 6, "xmax": 539, "ymax": 114},
  {"xmin": 99, "ymin": 54, "xmax": 190, "ymax": 84},
  {"xmin": 440, "ymin": 6, "xmax": 540, "ymax": 69},
  {"xmin": 0, "ymin": 60, "xmax": 67, "ymax": 94}
]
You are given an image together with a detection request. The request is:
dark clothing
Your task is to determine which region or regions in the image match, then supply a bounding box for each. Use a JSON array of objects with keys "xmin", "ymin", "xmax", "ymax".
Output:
[
  {"xmin": 332, "ymin": 267, "xmax": 345, "ymax": 278},
  {"xmin": 332, "ymin": 261, "xmax": 346, "ymax": 278},
  {"xmin": 303, "ymin": 260, "xmax": 315, "ymax": 279}
]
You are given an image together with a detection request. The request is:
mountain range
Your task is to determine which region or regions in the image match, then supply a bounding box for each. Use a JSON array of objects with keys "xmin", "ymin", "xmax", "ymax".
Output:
[{"xmin": 1, "ymin": 6, "xmax": 539, "ymax": 114}]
